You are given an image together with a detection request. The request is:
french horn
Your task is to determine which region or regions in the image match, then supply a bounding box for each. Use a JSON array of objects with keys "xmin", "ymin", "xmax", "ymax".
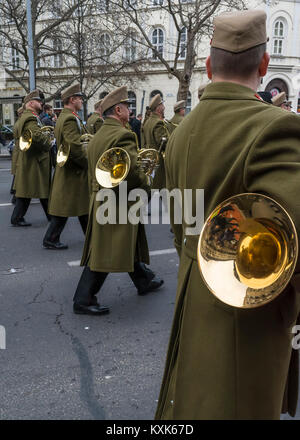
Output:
[
  {"xmin": 197, "ymin": 193, "xmax": 298, "ymax": 308},
  {"xmin": 20, "ymin": 125, "xmax": 54, "ymax": 152},
  {"xmin": 95, "ymin": 147, "xmax": 130, "ymax": 188},
  {"xmin": 57, "ymin": 133, "xmax": 93, "ymax": 167}
]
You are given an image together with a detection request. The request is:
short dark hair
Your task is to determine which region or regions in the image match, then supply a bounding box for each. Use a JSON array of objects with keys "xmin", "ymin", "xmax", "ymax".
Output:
[
  {"xmin": 210, "ymin": 43, "xmax": 266, "ymax": 79},
  {"xmin": 43, "ymin": 104, "xmax": 52, "ymax": 111},
  {"xmin": 103, "ymin": 104, "xmax": 117, "ymax": 118}
]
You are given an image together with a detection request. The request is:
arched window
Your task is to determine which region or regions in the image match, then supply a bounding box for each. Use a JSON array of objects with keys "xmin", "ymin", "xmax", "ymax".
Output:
[
  {"xmin": 99, "ymin": 91, "xmax": 109, "ymax": 99},
  {"xmin": 128, "ymin": 91, "xmax": 136, "ymax": 114},
  {"xmin": 273, "ymin": 19, "xmax": 286, "ymax": 55},
  {"xmin": 150, "ymin": 90, "xmax": 163, "ymax": 102},
  {"xmin": 53, "ymin": 38, "xmax": 63, "ymax": 68},
  {"xmin": 179, "ymin": 27, "xmax": 187, "ymax": 59},
  {"xmin": 186, "ymin": 91, "xmax": 192, "ymax": 114},
  {"xmin": 125, "ymin": 31, "xmax": 137, "ymax": 61},
  {"xmin": 152, "ymin": 28, "xmax": 164, "ymax": 59},
  {"xmin": 100, "ymin": 33, "xmax": 110, "ymax": 59},
  {"xmin": 11, "ymin": 46, "xmax": 20, "ymax": 70}
]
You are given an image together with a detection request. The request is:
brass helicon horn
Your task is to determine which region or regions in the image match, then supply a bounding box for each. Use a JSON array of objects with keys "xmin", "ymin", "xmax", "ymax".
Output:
[{"xmin": 197, "ymin": 193, "xmax": 298, "ymax": 309}]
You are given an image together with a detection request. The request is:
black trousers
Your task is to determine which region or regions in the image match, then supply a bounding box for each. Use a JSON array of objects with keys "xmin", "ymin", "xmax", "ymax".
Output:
[
  {"xmin": 11, "ymin": 197, "xmax": 50, "ymax": 224},
  {"xmin": 73, "ymin": 262, "xmax": 155, "ymax": 306},
  {"xmin": 43, "ymin": 214, "xmax": 88, "ymax": 243}
]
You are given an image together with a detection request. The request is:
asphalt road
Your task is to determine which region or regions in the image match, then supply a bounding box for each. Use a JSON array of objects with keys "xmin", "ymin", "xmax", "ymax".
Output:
[
  {"xmin": 0, "ymin": 157, "xmax": 299, "ymax": 421},
  {"xmin": 0, "ymin": 158, "xmax": 178, "ymax": 420}
]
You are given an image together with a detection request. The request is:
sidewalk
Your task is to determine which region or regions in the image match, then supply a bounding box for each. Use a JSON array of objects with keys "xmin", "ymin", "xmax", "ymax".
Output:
[{"xmin": 0, "ymin": 145, "xmax": 10, "ymax": 158}]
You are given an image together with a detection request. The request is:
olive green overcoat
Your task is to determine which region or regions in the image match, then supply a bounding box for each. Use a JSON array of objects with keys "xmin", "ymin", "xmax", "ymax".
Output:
[
  {"xmin": 142, "ymin": 113, "xmax": 169, "ymax": 190},
  {"xmin": 11, "ymin": 118, "xmax": 21, "ymax": 176},
  {"xmin": 86, "ymin": 113, "xmax": 103, "ymax": 134},
  {"xmin": 80, "ymin": 117, "xmax": 150, "ymax": 272},
  {"xmin": 156, "ymin": 82, "xmax": 300, "ymax": 420},
  {"xmin": 48, "ymin": 108, "xmax": 89, "ymax": 217},
  {"xmin": 14, "ymin": 110, "xmax": 51, "ymax": 199},
  {"xmin": 167, "ymin": 113, "xmax": 184, "ymax": 135}
]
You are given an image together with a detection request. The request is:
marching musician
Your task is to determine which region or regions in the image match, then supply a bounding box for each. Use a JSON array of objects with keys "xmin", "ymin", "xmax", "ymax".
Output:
[
  {"xmin": 10, "ymin": 106, "xmax": 24, "ymax": 205},
  {"xmin": 156, "ymin": 9, "xmax": 300, "ymax": 420},
  {"xmin": 86, "ymin": 99, "xmax": 104, "ymax": 134},
  {"xmin": 166, "ymin": 100, "xmax": 186, "ymax": 135},
  {"xmin": 142, "ymin": 94, "xmax": 169, "ymax": 190},
  {"xmin": 43, "ymin": 84, "xmax": 89, "ymax": 250},
  {"xmin": 73, "ymin": 86, "xmax": 163, "ymax": 316},
  {"xmin": 11, "ymin": 90, "xmax": 51, "ymax": 227}
]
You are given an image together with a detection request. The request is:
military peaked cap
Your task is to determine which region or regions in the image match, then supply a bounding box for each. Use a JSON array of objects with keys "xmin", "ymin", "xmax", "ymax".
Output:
[
  {"xmin": 23, "ymin": 89, "xmax": 44, "ymax": 105},
  {"xmin": 149, "ymin": 94, "xmax": 163, "ymax": 111},
  {"xmin": 272, "ymin": 92, "xmax": 286, "ymax": 107},
  {"xmin": 174, "ymin": 100, "xmax": 186, "ymax": 112},
  {"xmin": 101, "ymin": 86, "xmax": 129, "ymax": 113},
  {"xmin": 211, "ymin": 10, "xmax": 268, "ymax": 53},
  {"xmin": 61, "ymin": 83, "xmax": 84, "ymax": 102},
  {"xmin": 94, "ymin": 99, "xmax": 103, "ymax": 111}
]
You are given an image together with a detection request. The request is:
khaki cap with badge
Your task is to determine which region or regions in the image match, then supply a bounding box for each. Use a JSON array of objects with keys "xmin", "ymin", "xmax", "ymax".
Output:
[
  {"xmin": 23, "ymin": 89, "xmax": 44, "ymax": 105},
  {"xmin": 94, "ymin": 99, "xmax": 103, "ymax": 111},
  {"xmin": 174, "ymin": 100, "xmax": 186, "ymax": 112},
  {"xmin": 61, "ymin": 83, "xmax": 84, "ymax": 102},
  {"xmin": 271, "ymin": 92, "xmax": 286, "ymax": 107},
  {"xmin": 149, "ymin": 94, "xmax": 163, "ymax": 111},
  {"xmin": 211, "ymin": 10, "xmax": 268, "ymax": 53},
  {"xmin": 101, "ymin": 86, "xmax": 129, "ymax": 113}
]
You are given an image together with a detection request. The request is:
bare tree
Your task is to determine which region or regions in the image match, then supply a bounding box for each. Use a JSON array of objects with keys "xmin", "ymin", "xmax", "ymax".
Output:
[{"xmin": 108, "ymin": 0, "xmax": 247, "ymax": 101}]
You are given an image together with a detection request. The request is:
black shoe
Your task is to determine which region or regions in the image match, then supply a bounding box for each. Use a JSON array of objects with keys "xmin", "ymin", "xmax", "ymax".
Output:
[
  {"xmin": 43, "ymin": 240, "xmax": 68, "ymax": 250},
  {"xmin": 138, "ymin": 277, "xmax": 164, "ymax": 295},
  {"xmin": 73, "ymin": 303, "xmax": 110, "ymax": 315},
  {"xmin": 11, "ymin": 220, "xmax": 32, "ymax": 227}
]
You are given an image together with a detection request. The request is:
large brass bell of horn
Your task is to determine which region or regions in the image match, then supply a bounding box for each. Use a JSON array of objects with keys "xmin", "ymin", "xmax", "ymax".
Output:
[
  {"xmin": 56, "ymin": 144, "xmax": 70, "ymax": 168},
  {"xmin": 197, "ymin": 193, "xmax": 298, "ymax": 308},
  {"xmin": 95, "ymin": 147, "xmax": 130, "ymax": 188},
  {"xmin": 41, "ymin": 125, "xmax": 55, "ymax": 140},
  {"xmin": 19, "ymin": 129, "xmax": 33, "ymax": 151}
]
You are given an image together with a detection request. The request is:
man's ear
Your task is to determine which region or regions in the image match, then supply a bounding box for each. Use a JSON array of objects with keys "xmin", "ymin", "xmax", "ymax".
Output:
[
  {"xmin": 206, "ymin": 56, "xmax": 212, "ymax": 80},
  {"xmin": 259, "ymin": 52, "xmax": 270, "ymax": 77}
]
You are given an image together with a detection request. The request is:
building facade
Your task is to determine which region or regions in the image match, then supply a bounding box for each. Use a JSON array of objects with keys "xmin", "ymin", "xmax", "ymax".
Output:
[{"xmin": 1, "ymin": 0, "xmax": 300, "ymax": 125}]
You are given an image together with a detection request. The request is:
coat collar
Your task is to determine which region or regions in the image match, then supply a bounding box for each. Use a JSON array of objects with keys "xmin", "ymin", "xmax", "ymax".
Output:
[
  {"xmin": 201, "ymin": 82, "xmax": 267, "ymax": 103},
  {"xmin": 103, "ymin": 117, "xmax": 124, "ymax": 127}
]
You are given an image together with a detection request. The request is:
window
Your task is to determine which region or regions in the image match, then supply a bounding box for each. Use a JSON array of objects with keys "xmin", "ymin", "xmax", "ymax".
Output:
[
  {"xmin": 179, "ymin": 27, "xmax": 187, "ymax": 59},
  {"xmin": 11, "ymin": 46, "xmax": 20, "ymax": 70},
  {"xmin": 53, "ymin": 39, "xmax": 63, "ymax": 67},
  {"xmin": 128, "ymin": 91, "xmax": 136, "ymax": 114},
  {"xmin": 186, "ymin": 91, "xmax": 192, "ymax": 114},
  {"xmin": 95, "ymin": 0, "xmax": 110, "ymax": 13},
  {"xmin": 272, "ymin": 19, "xmax": 285, "ymax": 55},
  {"xmin": 36, "ymin": 48, "xmax": 41, "ymax": 69},
  {"xmin": 54, "ymin": 98, "xmax": 63, "ymax": 109},
  {"xmin": 100, "ymin": 33, "xmax": 110, "ymax": 60},
  {"xmin": 127, "ymin": 0, "xmax": 137, "ymax": 6},
  {"xmin": 153, "ymin": 0, "xmax": 163, "ymax": 5},
  {"xmin": 152, "ymin": 28, "xmax": 164, "ymax": 59},
  {"xmin": 125, "ymin": 31, "xmax": 137, "ymax": 61},
  {"xmin": 150, "ymin": 90, "xmax": 163, "ymax": 101},
  {"xmin": 99, "ymin": 91, "xmax": 109, "ymax": 99}
]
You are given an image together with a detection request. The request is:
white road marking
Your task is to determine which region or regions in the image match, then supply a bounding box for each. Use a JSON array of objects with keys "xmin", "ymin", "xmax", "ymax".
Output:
[
  {"xmin": 67, "ymin": 248, "xmax": 177, "ymax": 267},
  {"xmin": 0, "ymin": 201, "xmax": 40, "ymax": 207},
  {"xmin": 0, "ymin": 169, "xmax": 11, "ymax": 171}
]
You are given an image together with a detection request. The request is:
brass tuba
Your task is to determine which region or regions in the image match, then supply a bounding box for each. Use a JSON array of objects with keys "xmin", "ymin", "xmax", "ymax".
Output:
[{"xmin": 197, "ymin": 193, "xmax": 298, "ymax": 308}]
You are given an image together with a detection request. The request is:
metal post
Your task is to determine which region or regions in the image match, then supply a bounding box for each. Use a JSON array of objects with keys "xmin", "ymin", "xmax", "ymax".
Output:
[
  {"xmin": 26, "ymin": 0, "xmax": 35, "ymax": 90},
  {"xmin": 140, "ymin": 90, "xmax": 145, "ymax": 115}
]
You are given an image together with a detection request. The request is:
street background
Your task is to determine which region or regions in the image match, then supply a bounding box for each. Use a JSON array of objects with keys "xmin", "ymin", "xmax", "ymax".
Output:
[{"xmin": 0, "ymin": 153, "xmax": 299, "ymax": 420}]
